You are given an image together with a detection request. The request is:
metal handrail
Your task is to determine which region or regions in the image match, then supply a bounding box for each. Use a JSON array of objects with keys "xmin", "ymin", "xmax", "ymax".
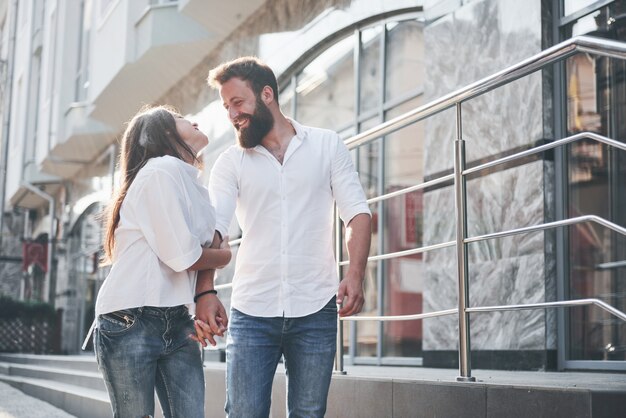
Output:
[
  {"xmin": 332, "ymin": 35, "xmax": 626, "ymax": 380},
  {"xmin": 465, "ymin": 215, "xmax": 626, "ymax": 244},
  {"xmin": 341, "ymin": 308, "xmax": 458, "ymax": 322},
  {"xmin": 340, "ymin": 298, "xmax": 626, "ymax": 324},
  {"xmin": 344, "ymin": 36, "xmax": 626, "ymax": 151},
  {"xmin": 464, "ymin": 132, "xmax": 626, "ymax": 176},
  {"xmin": 467, "ymin": 299, "xmax": 626, "ymax": 323}
]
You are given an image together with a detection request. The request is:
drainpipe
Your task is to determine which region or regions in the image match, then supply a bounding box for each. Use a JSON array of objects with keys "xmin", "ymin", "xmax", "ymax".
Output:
[
  {"xmin": 22, "ymin": 182, "xmax": 56, "ymax": 305},
  {"xmin": 0, "ymin": 0, "xmax": 19, "ymax": 250}
]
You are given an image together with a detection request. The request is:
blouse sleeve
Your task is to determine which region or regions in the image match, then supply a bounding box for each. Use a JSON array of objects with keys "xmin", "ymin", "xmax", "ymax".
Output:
[
  {"xmin": 209, "ymin": 149, "xmax": 239, "ymax": 239},
  {"xmin": 127, "ymin": 169, "xmax": 202, "ymax": 272}
]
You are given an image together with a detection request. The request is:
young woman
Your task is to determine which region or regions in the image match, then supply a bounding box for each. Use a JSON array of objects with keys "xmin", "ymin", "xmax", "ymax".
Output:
[{"xmin": 94, "ymin": 105, "xmax": 230, "ymax": 418}]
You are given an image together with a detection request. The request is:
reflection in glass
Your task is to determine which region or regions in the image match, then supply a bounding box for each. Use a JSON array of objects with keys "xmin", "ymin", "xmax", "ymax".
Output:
[
  {"xmin": 382, "ymin": 97, "xmax": 425, "ymax": 357},
  {"xmin": 355, "ymin": 117, "xmax": 381, "ymax": 358},
  {"xmin": 564, "ymin": 0, "xmax": 601, "ymax": 16},
  {"xmin": 359, "ymin": 26, "xmax": 383, "ymax": 114},
  {"xmin": 385, "ymin": 20, "xmax": 424, "ymax": 102},
  {"xmin": 280, "ymin": 79, "xmax": 294, "ymax": 119},
  {"xmin": 564, "ymin": 6, "xmax": 626, "ymax": 361},
  {"xmin": 295, "ymin": 35, "xmax": 354, "ymax": 132}
]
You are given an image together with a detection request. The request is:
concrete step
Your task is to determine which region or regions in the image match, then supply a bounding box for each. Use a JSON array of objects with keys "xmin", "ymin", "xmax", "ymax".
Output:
[
  {"xmin": 0, "ymin": 353, "xmax": 98, "ymax": 373},
  {"xmin": 0, "ymin": 354, "xmax": 169, "ymax": 418},
  {"xmin": 3, "ymin": 354, "xmax": 624, "ymax": 417},
  {"xmin": 0, "ymin": 374, "xmax": 111, "ymax": 418},
  {"xmin": 0, "ymin": 362, "xmax": 105, "ymax": 391}
]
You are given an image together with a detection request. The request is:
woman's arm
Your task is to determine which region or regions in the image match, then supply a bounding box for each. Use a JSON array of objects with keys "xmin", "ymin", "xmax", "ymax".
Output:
[
  {"xmin": 191, "ymin": 231, "xmax": 229, "ymax": 346},
  {"xmin": 187, "ymin": 245, "xmax": 231, "ymax": 271}
]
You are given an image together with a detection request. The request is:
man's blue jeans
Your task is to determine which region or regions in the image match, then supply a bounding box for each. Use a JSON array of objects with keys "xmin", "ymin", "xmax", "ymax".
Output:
[
  {"xmin": 94, "ymin": 305, "xmax": 205, "ymax": 418},
  {"xmin": 225, "ymin": 297, "xmax": 337, "ymax": 418}
]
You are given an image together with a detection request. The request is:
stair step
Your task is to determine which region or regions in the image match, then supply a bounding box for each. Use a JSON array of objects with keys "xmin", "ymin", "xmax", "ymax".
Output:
[
  {"xmin": 0, "ymin": 353, "xmax": 98, "ymax": 373},
  {"xmin": 0, "ymin": 374, "xmax": 111, "ymax": 418},
  {"xmin": 0, "ymin": 362, "xmax": 105, "ymax": 391}
]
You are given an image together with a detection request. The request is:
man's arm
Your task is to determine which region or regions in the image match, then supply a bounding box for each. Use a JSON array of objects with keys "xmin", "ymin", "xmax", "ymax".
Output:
[{"xmin": 337, "ymin": 213, "xmax": 371, "ymax": 316}]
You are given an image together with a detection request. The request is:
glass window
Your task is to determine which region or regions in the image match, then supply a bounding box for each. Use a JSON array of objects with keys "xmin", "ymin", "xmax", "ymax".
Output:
[
  {"xmin": 359, "ymin": 26, "xmax": 382, "ymax": 114},
  {"xmin": 295, "ymin": 35, "xmax": 355, "ymax": 132},
  {"xmin": 279, "ymin": 79, "xmax": 294, "ymax": 120},
  {"xmin": 564, "ymin": 0, "xmax": 603, "ymax": 16},
  {"xmin": 75, "ymin": 0, "xmax": 92, "ymax": 102},
  {"xmin": 385, "ymin": 20, "xmax": 425, "ymax": 103},
  {"xmin": 563, "ymin": 3, "xmax": 626, "ymax": 362},
  {"xmin": 381, "ymin": 96, "xmax": 425, "ymax": 357},
  {"xmin": 354, "ymin": 117, "xmax": 381, "ymax": 358}
]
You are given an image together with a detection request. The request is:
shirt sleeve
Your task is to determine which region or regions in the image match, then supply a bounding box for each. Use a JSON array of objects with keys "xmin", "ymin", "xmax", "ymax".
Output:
[
  {"xmin": 209, "ymin": 149, "xmax": 239, "ymax": 238},
  {"xmin": 127, "ymin": 169, "xmax": 202, "ymax": 273},
  {"xmin": 330, "ymin": 134, "xmax": 372, "ymax": 225}
]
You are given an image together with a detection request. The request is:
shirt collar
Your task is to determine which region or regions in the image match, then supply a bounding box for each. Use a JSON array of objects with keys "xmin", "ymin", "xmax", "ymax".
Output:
[
  {"xmin": 252, "ymin": 118, "xmax": 308, "ymax": 154},
  {"xmin": 286, "ymin": 118, "xmax": 308, "ymax": 140},
  {"xmin": 147, "ymin": 155, "xmax": 201, "ymax": 178}
]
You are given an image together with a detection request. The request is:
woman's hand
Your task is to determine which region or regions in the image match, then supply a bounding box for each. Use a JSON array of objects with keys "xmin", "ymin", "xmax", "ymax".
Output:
[{"xmin": 190, "ymin": 293, "xmax": 229, "ymax": 347}]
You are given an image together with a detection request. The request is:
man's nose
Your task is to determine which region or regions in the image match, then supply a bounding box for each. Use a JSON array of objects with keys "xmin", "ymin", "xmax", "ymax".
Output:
[{"xmin": 229, "ymin": 108, "xmax": 239, "ymax": 120}]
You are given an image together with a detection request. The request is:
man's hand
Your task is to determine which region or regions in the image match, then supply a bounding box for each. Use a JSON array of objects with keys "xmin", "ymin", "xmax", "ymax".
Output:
[
  {"xmin": 336, "ymin": 275, "xmax": 364, "ymax": 317},
  {"xmin": 191, "ymin": 293, "xmax": 228, "ymax": 347}
]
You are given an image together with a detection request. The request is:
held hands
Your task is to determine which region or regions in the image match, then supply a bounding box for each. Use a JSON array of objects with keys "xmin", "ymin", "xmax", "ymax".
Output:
[
  {"xmin": 190, "ymin": 293, "xmax": 229, "ymax": 347},
  {"xmin": 336, "ymin": 273, "xmax": 365, "ymax": 317}
]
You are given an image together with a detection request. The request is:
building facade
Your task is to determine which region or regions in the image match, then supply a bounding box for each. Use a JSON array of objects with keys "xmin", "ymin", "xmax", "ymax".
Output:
[{"xmin": 0, "ymin": 0, "xmax": 624, "ymax": 372}]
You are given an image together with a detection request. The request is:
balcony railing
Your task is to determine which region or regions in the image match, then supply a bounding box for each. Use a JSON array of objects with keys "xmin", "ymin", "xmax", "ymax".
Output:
[{"xmin": 216, "ymin": 36, "xmax": 626, "ymax": 380}]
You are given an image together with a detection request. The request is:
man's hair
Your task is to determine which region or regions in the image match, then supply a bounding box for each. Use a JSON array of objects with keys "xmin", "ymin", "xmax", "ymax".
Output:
[{"xmin": 207, "ymin": 56, "xmax": 279, "ymax": 105}]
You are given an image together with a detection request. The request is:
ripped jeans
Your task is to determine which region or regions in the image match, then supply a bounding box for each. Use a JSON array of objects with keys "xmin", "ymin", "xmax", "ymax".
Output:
[{"xmin": 94, "ymin": 305, "xmax": 204, "ymax": 418}]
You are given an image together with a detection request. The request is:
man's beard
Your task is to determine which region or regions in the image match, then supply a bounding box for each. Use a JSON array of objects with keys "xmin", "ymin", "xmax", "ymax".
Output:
[{"xmin": 236, "ymin": 97, "xmax": 274, "ymax": 149}]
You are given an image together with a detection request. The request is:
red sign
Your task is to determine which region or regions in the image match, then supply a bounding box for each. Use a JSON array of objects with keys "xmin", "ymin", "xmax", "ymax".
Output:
[{"xmin": 22, "ymin": 241, "xmax": 48, "ymax": 272}]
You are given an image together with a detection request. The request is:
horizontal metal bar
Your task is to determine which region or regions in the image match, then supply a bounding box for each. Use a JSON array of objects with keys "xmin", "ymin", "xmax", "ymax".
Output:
[
  {"xmin": 0, "ymin": 255, "xmax": 22, "ymax": 263},
  {"xmin": 215, "ymin": 283, "xmax": 233, "ymax": 290},
  {"xmin": 366, "ymin": 174, "xmax": 454, "ymax": 205},
  {"xmin": 463, "ymin": 132, "xmax": 626, "ymax": 176},
  {"xmin": 466, "ymin": 298, "xmax": 626, "ymax": 322},
  {"xmin": 341, "ymin": 308, "xmax": 458, "ymax": 322},
  {"xmin": 344, "ymin": 36, "xmax": 626, "ymax": 150},
  {"xmin": 337, "ymin": 240, "xmax": 455, "ymax": 266},
  {"xmin": 596, "ymin": 260, "xmax": 626, "ymax": 270},
  {"xmin": 465, "ymin": 215, "xmax": 626, "ymax": 244},
  {"xmin": 227, "ymin": 238, "xmax": 242, "ymax": 247}
]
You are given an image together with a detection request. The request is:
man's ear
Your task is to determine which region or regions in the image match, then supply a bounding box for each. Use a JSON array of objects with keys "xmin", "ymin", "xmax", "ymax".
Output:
[{"xmin": 261, "ymin": 85, "xmax": 274, "ymax": 105}]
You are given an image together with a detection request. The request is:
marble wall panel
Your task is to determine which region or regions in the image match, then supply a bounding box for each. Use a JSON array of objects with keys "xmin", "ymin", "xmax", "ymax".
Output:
[
  {"xmin": 421, "ymin": 0, "xmax": 552, "ymax": 352},
  {"xmin": 423, "ymin": 161, "xmax": 548, "ymax": 350}
]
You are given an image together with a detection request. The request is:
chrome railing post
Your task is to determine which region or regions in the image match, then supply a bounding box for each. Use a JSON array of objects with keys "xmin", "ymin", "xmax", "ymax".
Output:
[
  {"xmin": 454, "ymin": 103, "xmax": 475, "ymax": 382},
  {"xmin": 334, "ymin": 207, "xmax": 347, "ymax": 374}
]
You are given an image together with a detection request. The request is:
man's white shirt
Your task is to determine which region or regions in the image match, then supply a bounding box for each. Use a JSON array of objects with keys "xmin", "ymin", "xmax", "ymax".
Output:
[{"xmin": 209, "ymin": 119, "xmax": 370, "ymax": 318}]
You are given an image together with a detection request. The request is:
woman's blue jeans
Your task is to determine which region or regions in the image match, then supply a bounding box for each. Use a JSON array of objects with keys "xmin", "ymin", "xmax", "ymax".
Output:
[
  {"xmin": 94, "ymin": 305, "xmax": 204, "ymax": 418},
  {"xmin": 225, "ymin": 297, "xmax": 337, "ymax": 418}
]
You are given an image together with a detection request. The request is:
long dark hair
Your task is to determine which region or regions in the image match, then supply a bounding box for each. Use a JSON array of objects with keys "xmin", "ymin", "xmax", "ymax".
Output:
[{"xmin": 102, "ymin": 105, "xmax": 199, "ymax": 264}]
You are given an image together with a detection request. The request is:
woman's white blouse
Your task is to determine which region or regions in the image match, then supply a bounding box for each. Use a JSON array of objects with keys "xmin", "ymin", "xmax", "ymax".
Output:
[{"xmin": 95, "ymin": 156, "xmax": 215, "ymax": 316}]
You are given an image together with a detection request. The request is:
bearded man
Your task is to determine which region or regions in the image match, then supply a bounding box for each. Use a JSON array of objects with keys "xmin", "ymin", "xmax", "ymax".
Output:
[{"xmin": 202, "ymin": 56, "xmax": 371, "ymax": 418}]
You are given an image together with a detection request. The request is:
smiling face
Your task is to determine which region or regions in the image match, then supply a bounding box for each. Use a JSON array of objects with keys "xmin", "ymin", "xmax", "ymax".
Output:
[
  {"xmin": 175, "ymin": 116, "xmax": 209, "ymax": 155},
  {"xmin": 219, "ymin": 77, "xmax": 274, "ymax": 149}
]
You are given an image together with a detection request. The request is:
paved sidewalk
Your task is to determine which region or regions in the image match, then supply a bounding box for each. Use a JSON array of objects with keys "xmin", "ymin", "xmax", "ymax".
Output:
[{"xmin": 0, "ymin": 381, "xmax": 77, "ymax": 418}]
